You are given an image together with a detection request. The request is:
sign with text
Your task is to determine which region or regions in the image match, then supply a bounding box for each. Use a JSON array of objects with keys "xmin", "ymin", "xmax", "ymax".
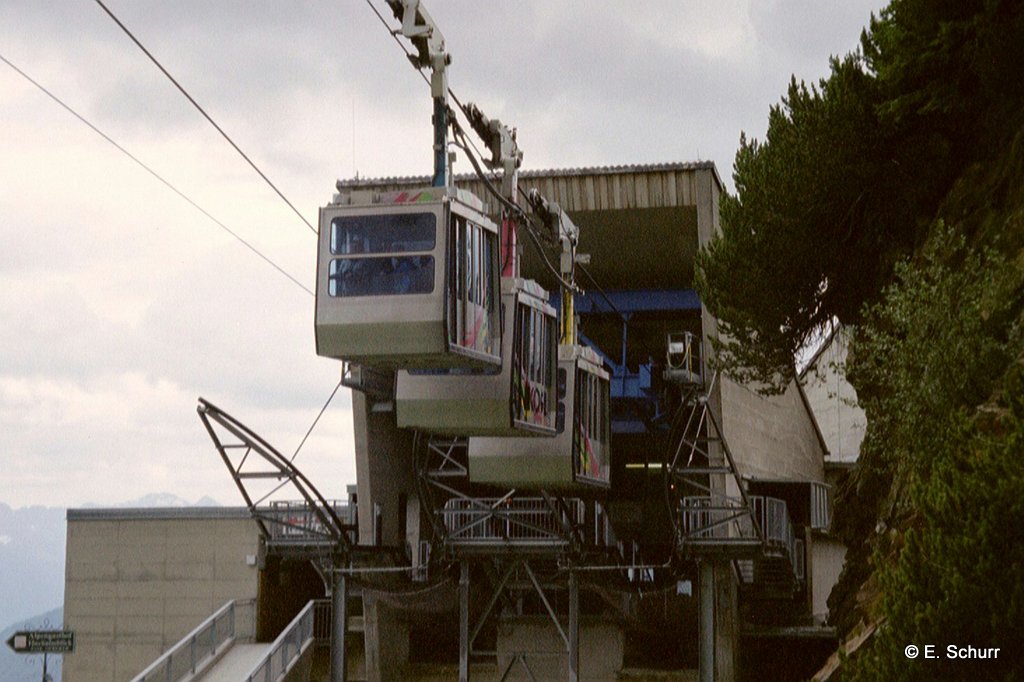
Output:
[{"xmin": 6, "ymin": 630, "xmax": 74, "ymax": 654}]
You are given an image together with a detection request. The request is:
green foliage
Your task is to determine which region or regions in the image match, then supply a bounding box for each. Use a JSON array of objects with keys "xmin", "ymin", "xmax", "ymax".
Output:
[
  {"xmin": 697, "ymin": 0, "xmax": 1024, "ymax": 391},
  {"xmin": 847, "ymin": 226, "xmax": 1019, "ymax": 480},
  {"xmin": 840, "ymin": 392, "xmax": 1024, "ymax": 681},
  {"xmin": 833, "ymin": 228, "xmax": 1024, "ymax": 680},
  {"xmin": 864, "ymin": 0, "xmax": 1024, "ymax": 141},
  {"xmin": 697, "ymin": 56, "xmax": 897, "ymax": 391},
  {"xmin": 694, "ymin": 0, "xmax": 1024, "ymax": 674}
]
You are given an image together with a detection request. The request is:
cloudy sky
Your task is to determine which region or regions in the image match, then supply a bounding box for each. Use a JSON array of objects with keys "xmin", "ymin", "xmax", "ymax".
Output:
[{"xmin": 0, "ymin": 1, "xmax": 884, "ymax": 509}]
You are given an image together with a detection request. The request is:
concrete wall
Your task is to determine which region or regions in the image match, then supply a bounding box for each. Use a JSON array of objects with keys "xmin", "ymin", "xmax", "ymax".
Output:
[
  {"xmin": 801, "ymin": 330, "xmax": 866, "ymax": 464},
  {"xmin": 496, "ymin": 616, "xmax": 624, "ymax": 681},
  {"xmin": 720, "ymin": 377, "xmax": 827, "ymax": 483},
  {"xmin": 362, "ymin": 591, "xmax": 410, "ymax": 682},
  {"xmin": 62, "ymin": 508, "xmax": 260, "ymax": 682},
  {"xmin": 809, "ymin": 538, "xmax": 847, "ymax": 626}
]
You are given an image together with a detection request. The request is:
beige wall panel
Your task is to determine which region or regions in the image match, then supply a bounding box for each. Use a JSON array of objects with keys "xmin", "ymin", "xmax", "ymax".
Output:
[
  {"xmin": 720, "ymin": 377, "xmax": 826, "ymax": 482},
  {"xmin": 63, "ymin": 511, "xmax": 260, "ymax": 682}
]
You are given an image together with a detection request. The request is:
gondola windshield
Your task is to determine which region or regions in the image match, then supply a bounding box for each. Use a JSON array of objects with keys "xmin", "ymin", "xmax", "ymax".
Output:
[{"xmin": 328, "ymin": 212, "xmax": 436, "ymax": 297}]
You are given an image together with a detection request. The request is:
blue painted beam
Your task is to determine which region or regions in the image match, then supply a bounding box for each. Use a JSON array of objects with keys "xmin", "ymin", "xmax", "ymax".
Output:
[{"xmin": 554, "ymin": 289, "xmax": 702, "ymax": 315}]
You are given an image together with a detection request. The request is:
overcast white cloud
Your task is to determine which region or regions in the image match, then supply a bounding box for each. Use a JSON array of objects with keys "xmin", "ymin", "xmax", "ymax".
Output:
[{"xmin": 0, "ymin": 0, "xmax": 883, "ymax": 508}]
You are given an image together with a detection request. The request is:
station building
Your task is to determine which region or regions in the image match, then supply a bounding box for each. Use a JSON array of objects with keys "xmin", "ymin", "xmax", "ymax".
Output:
[{"xmin": 62, "ymin": 163, "xmax": 852, "ymax": 682}]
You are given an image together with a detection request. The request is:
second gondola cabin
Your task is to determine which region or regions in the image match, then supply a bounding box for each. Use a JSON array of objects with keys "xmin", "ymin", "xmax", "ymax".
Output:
[
  {"xmin": 468, "ymin": 344, "xmax": 612, "ymax": 489},
  {"xmin": 396, "ymin": 277, "xmax": 558, "ymax": 436},
  {"xmin": 315, "ymin": 186, "xmax": 501, "ymax": 370}
]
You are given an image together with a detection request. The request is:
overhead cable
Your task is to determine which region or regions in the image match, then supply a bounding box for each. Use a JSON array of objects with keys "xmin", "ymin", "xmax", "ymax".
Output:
[
  {"xmin": 1, "ymin": 52, "xmax": 313, "ymax": 297},
  {"xmin": 578, "ymin": 262, "xmax": 628, "ymax": 322},
  {"xmin": 449, "ymin": 122, "xmax": 576, "ymax": 290},
  {"xmin": 362, "ymin": 0, "xmax": 606, "ymax": 296},
  {"xmin": 92, "ymin": 0, "xmax": 317, "ymax": 236},
  {"xmin": 291, "ymin": 378, "xmax": 345, "ymax": 462},
  {"xmin": 362, "ymin": 0, "xmax": 432, "ymax": 88}
]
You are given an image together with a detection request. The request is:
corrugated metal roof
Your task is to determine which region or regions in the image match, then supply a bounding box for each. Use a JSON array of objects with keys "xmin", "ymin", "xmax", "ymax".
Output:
[{"xmin": 337, "ymin": 160, "xmax": 721, "ymax": 190}]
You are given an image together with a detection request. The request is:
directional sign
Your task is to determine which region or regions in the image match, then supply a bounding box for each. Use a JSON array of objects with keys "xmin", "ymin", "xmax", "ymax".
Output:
[{"xmin": 6, "ymin": 630, "xmax": 74, "ymax": 654}]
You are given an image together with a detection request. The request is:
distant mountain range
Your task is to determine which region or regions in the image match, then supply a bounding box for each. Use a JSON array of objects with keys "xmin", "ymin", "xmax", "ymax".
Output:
[
  {"xmin": 0, "ymin": 494, "xmax": 221, "ymax": 636},
  {"xmin": 80, "ymin": 492, "xmax": 222, "ymax": 509}
]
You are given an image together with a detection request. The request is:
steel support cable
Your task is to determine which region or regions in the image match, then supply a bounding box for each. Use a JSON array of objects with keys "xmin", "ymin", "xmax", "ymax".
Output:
[
  {"xmin": 448, "ymin": 124, "xmax": 577, "ymax": 293},
  {"xmin": 362, "ymin": 0, "xmax": 524, "ymax": 215},
  {"xmin": 577, "ymin": 262, "xmax": 628, "ymax": 323},
  {"xmin": 0, "ymin": 53, "xmax": 313, "ymax": 297},
  {"xmin": 453, "ymin": 123, "xmax": 570, "ymax": 285},
  {"xmin": 362, "ymin": 0, "xmax": 433, "ymax": 88},
  {"xmin": 364, "ymin": 0, "xmax": 591, "ymax": 297},
  {"xmin": 291, "ymin": 378, "xmax": 345, "ymax": 462},
  {"xmin": 248, "ymin": 376, "xmax": 346, "ymax": 507},
  {"xmin": 363, "ymin": 0, "xmax": 489, "ymax": 130},
  {"xmin": 92, "ymin": 0, "xmax": 317, "ymax": 236}
]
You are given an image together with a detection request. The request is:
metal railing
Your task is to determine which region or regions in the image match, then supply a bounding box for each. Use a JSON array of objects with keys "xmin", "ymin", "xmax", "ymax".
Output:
[
  {"xmin": 681, "ymin": 495, "xmax": 802, "ymax": 581},
  {"xmin": 130, "ymin": 599, "xmax": 255, "ymax": 682},
  {"xmin": 263, "ymin": 500, "xmax": 354, "ymax": 545},
  {"xmin": 442, "ymin": 497, "xmax": 583, "ymax": 546},
  {"xmin": 313, "ymin": 599, "xmax": 333, "ymax": 645},
  {"xmin": 680, "ymin": 496, "xmax": 757, "ymax": 542},
  {"xmin": 245, "ymin": 599, "xmax": 324, "ymax": 682}
]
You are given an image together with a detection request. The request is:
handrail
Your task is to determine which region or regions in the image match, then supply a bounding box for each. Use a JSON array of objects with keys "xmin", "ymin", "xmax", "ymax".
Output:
[
  {"xmin": 441, "ymin": 497, "xmax": 584, "ymax": 545},
  {"xmin": 263, "ymin": 500, "xmax": 354, "ymax": 545},
  {"xmin": 130, "ymin": 599, "xmax": 249, "ymax": 682},
  {"xmin": 681, "ymin": 494, "xmax": 802, "ymax": 581},
  {"xmin": 244, "ymin": 599, "xmax": 323, "ymax": 682}
]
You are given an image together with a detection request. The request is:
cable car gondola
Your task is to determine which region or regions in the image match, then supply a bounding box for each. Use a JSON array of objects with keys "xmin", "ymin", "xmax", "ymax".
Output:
[
  {"xmin": 468, "ymin": 344, "xmax": 611, "ymax": 489},
  {"xmin": 396, "ymin": 277, "xmax": 559, "ymax": 436},
  {"xmin": 315, "ymin": 186, "xmax": 501, "ymax": 370}
]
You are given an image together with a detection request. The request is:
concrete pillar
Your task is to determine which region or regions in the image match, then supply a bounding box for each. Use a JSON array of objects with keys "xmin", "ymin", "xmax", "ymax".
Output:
[
  {"xmin": 363, "ymin": 591, "xmax": 409, "ymax": 682},
  {"xmin": 699, "ymin": 559, "xmax": 739, "ymax": 682},
  {"xmin": 698, "ymin": 561, "xmax": 714, "ymax": 682},
  {"xmin": 332, "ymin": 571, "xmax": 347, "ymax": 682},
  {"xmin": 351, "ymin": 390, "xmax": 416, "ymax": 548},
  {"xmin": 459, "ymin": 562, "xmax": 470, "ymax": 682},
  {"xmin": 569, "ymin": 571, "xmax": 579, "ymax": 682},
  {"xmin": 713, "ymin": 560, "xmax": 738, "ymax": 681}
]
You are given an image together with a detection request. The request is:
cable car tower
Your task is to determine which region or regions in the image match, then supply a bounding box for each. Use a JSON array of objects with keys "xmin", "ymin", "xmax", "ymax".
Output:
[{"xmin": 310, "ymin": 2, "xmax": 615, "ymax": 680}]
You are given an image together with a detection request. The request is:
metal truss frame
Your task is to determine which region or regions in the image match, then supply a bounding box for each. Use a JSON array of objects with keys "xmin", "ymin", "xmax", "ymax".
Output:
[
  {"xmin": 458, "ymin": 558, "xmax": 580, "ymax": 682},
  {"xmin": 665, "ymin": 373, "xmax": 765, "ymax": 555},
  {"xmin": 414, "ymin": 434, "xmax": 586, "ymax": 556},
  {"xmin": 197, "ymin": 398, "xmax": 351, "ymax": 552}
]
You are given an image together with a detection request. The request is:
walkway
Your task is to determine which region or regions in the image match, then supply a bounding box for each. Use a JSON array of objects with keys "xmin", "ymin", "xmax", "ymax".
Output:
[{"xmin": 193, "ymin": 643, "xmax": 270, "ymax": 681}]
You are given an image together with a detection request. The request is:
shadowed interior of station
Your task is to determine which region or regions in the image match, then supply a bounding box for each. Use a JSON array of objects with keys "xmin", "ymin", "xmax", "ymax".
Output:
[
  {"xmin": 523, "ymin": 206, "xmax": 699, "ymax": 291},
  {"xmin": 257, "ymin": 557, "xmax": 325, "ymax": 642}
]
